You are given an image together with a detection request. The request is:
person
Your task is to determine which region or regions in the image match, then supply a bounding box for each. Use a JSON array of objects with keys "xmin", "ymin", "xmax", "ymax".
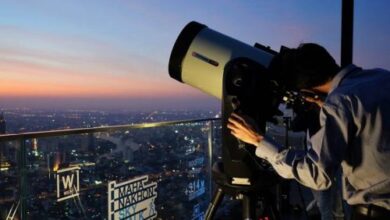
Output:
[{"xmin": 227, "ymin": 43, "xmax": 390, "ymax": 220}]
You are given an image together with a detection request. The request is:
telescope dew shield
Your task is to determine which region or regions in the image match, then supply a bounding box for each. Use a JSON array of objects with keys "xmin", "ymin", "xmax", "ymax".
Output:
[{"xmin": 169, "ymin": 21, "xmax": 274, "ymax": 99}]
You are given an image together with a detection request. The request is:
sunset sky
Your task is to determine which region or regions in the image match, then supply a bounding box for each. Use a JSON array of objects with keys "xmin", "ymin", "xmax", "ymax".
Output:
[{"xmin": 1, "ymin": 1, "xmax": 389, "ymax": 110}]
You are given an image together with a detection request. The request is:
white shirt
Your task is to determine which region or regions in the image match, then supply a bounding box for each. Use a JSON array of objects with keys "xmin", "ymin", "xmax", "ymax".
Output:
[{"xmin": 255, "ymin": 65, "xmax": 390, "ymax": 210}]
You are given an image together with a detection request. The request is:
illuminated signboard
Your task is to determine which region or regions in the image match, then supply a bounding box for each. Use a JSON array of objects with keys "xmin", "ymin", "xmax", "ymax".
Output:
[
  {"xmin": 108, "ymin": 175, "xmax": 158, "ymax": 220},
  {"xmin": 188, "ymin": 157, "xmax": 204, "ymax": 167},
  {"xmin": 186, "ymin": 179, "xmax": 205, "ymax": 201},
  {"xmin": 56, "ymin": 166, "xmax": 80, "ymax": 202},
  {"xmin": 192, "ymin": 204, "xmax": 205, "ymax": 220}
]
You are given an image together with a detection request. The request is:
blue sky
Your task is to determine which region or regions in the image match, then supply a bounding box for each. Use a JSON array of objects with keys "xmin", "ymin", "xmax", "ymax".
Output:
[{"xmin": 0, "ymin": 0, "xmax": 389, "ymax": 110}]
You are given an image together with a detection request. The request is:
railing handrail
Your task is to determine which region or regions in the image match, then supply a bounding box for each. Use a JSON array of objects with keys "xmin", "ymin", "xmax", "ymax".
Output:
[{"xmin": 0, "ymin": 118, "xmax": 220, "ymax": 141}]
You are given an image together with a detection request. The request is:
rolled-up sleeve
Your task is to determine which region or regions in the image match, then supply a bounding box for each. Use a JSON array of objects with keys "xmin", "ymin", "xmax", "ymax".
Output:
[{"xmin": 255, "ymin": 98, "xmax": 351, "ymax": 190}]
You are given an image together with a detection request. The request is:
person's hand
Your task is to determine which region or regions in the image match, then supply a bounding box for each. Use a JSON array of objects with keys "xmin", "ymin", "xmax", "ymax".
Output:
[
  {"xmin": 304, "ymin": 96, "xmax": 325, "ymax": 108},
  {"xmin": 300, "ymin": 89, "xmax": 325, "ymax": 108},
  {"xmin": 227, "ymin": 113, "xmax": 263, "ymax": 147}
]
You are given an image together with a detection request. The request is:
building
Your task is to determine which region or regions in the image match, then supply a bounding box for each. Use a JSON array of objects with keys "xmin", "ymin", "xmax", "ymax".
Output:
[
  {"xmin": 0, "ymin": 112, "xmax": 6, "ymax": 134},
  {"xmin": 0, "ymin": 113, "xmax": 6, "ymax": 171}
]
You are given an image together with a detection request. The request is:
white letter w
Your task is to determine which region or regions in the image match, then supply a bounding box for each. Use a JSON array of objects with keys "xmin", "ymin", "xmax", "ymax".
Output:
[{"xmin": 62, "ymin": 174, "xmax": 74, "ymax": 190}]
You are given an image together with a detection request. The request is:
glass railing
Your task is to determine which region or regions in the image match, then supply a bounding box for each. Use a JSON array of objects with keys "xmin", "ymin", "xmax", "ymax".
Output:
[{"xmin": 0, "ymin": 118, "xmax": 221, "ymax": 220}]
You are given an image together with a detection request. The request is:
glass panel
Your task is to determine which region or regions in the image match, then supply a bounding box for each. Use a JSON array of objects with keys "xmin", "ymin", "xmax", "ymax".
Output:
[
  {"xmin": 0, "ymin": 140, "xmax": 21, "ymax": 220},
  {"xmin": 0, "ymin": 120, "xmax": 217, "ymax": 219}
]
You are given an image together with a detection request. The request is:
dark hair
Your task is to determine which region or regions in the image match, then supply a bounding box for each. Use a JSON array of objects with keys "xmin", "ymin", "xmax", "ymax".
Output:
[{"xmin": 269, "ymin": 43, "xmax": 340, "ymax": 90}]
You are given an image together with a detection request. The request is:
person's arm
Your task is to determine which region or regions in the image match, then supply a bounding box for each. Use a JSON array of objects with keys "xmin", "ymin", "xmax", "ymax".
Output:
[
  {"xmin": 255, "ymin": 132, "xmax": 333, "ymax": 190},
  {"xmin": 228, "ymin": 99, "xmax": 351, "ymax": 190}
]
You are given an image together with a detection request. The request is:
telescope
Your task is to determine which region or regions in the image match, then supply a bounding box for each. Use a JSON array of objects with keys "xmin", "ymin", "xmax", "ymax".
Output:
[
  {"xmin": 169, "ymin": 21, "xmax": 275, "ymax": 99},
  {"xmin": 169, "ymin": 21, "xmax": 284, "ymax": 219}
]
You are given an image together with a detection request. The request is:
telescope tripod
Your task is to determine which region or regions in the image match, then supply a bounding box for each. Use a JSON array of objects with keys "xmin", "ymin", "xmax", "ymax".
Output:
[{"xmin": 205, "ymin": 162, "xmax": 279, "ymax": 220}]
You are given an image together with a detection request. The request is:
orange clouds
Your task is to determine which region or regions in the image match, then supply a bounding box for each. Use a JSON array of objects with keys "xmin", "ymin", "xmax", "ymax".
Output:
[
  {"xmin": 0, "ymin": 57, "xmax": 201, "ymax": 99},
  {"xmin": 0, "ymin": 24, "xmax": 205, "ymax": 104}
]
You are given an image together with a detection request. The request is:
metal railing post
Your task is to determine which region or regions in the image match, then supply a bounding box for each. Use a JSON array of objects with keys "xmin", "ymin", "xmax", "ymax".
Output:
[
  {"xmin": 207, "ymin": 121, "xmax": 214, "ymax": 200},
  {"xmin": 17, "ymin": 138, "xmax": 27, "ymax": 220},
  {"xmin": 341, "ymin": 0, "xmax": 354, "ymax": 67}
]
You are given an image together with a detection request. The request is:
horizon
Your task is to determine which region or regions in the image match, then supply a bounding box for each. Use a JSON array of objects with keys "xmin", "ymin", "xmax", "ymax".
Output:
[{"xmin": 1, "ymin": 1, "xmax": 390, "ymax": 110}]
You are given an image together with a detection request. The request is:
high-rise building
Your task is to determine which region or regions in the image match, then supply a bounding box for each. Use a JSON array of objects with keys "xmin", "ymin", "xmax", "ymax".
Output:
[
  {"xmin": 32, "ymin": 138, "xmax": 39, "ymax": 156},
  {"xmin": 88, "ymin": 133, "xmax": 96, "ymax": 154},
  {"xmin": 0, "ymin": 112, "xmax": 6, "ymax": 134},
  {"xmin": 0, "ymin": 112, "xmax": 6, "ymax": 171}
]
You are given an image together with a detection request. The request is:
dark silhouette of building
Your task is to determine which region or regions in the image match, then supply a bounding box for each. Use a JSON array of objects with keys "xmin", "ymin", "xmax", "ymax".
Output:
[
  {"xmin": 0, "ymin": 113, "xmax": 6, "ymax": 172},
  {"xmin": 0, "ymin": 112, "xmax": 6, "ymax": 134}
]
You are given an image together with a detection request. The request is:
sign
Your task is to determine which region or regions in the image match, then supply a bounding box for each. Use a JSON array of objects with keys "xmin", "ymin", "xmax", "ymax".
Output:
[
  {"xmin": 191, "ymin": 204, "xmax": 205, "ymax": 220},
  {"xmin": 108, "ymin": 175, "xmax": 158, "ymax": 220},
  {"xmin": 186, "ymin": 179, "xmax": 205, "ymax": 201},
  {"xmin": 188, "ymin": 157, "xmax": 204, "ymax": 167},
  {"xmin": 56, "ymin": 166, "xmax": 80, "ymax": 202}
]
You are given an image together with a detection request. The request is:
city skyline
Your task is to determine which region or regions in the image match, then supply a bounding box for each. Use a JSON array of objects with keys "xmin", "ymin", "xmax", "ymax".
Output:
[{"xmin": 1, "ymin": 1, "xmax": 390, "ymax": 110}]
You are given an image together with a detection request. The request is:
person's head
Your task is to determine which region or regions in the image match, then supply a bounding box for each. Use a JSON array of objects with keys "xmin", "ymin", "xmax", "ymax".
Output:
[{"xmin": 269, "ymin": 43, "xmax": 340, "ymax": 93}]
